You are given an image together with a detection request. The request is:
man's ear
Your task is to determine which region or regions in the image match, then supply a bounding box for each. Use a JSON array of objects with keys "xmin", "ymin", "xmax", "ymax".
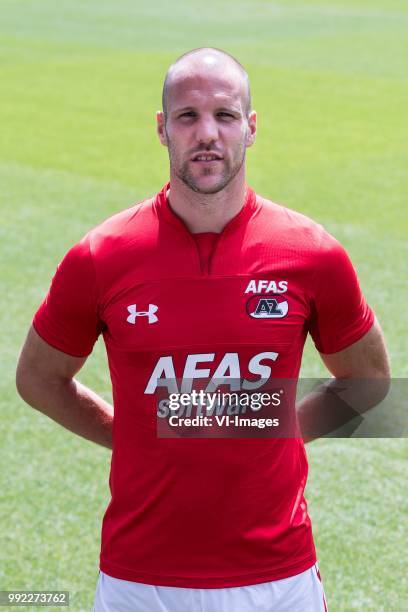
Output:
[
  {"xmin": 246, "ymin": 110, "xmax": 257, "ymax": 147},
  {"xmin": 156, "ymin": 111, "xmax": 168, "ymax": 146}
]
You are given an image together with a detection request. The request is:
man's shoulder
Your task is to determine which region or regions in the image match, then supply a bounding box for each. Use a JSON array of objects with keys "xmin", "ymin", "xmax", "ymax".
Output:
[
  {"xmin": 81, "ymin": 192, "xmax": 163, "ymax": 264},
  {"xmin": 90, "ymin": 194, "xmax": 157, "ymax": 240},
  {"xmin": 254, "ymin": 192, "xmax": 337, "ymax": 253}
]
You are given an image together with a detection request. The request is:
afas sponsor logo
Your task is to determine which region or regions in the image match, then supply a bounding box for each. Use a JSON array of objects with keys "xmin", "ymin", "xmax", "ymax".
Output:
[
  {"xmin": 245, "ymin": 280, "xmax": 288, "ymax": 294},
  {"xmin": 144, "ymin": 351, "xmax": 279, "ymax": 395},
  {"xmin": 245, "ymin": 280, "xmax": 289, "ymax": 319}
]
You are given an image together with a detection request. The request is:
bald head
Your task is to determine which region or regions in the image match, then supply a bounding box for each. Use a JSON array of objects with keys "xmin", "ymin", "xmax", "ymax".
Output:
[{"xmin": 162, "ymin": 47, "xmax": 251, "ymax": 120}]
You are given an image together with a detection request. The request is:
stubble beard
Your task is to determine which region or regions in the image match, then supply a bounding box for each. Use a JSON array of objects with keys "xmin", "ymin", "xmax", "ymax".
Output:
[{"xmin": 168, "ymin": 139, "xmax": 247, "ymax": 195}]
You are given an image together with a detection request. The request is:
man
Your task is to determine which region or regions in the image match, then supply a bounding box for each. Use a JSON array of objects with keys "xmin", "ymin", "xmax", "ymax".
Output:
[{"xmin": 16, "ymin": 48, "xmax": 390, "ymax": 611}]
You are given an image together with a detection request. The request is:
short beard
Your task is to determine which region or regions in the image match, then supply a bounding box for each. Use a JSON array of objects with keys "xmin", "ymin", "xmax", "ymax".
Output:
[
  {"xmin": 180, "ymin": 154, "xmax": 245, "ymax": 194},
  {"xmin": 167, "ymin": 137, "xmax": 246, "ymax": 195}
]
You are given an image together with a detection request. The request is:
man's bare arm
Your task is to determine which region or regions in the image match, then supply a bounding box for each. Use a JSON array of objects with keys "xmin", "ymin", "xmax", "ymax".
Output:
[
  {"xmin": 298, "ymin": 318, "xmax": 391, "ymax": 442},
  {"xmin": 16, "ymin": 326, "xmax": 113, "ymax": 449}
]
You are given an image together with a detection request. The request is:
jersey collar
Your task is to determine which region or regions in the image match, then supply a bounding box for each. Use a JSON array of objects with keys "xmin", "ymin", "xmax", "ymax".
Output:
[{"xmin": 154, "ymin": 182, "xmax": 258, "ymax": 234}]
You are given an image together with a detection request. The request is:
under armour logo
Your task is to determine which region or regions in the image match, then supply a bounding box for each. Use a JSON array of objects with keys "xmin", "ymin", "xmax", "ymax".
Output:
[{"xmin": 127, "ymin": 304, "xmax": 158, "ymax": 324}]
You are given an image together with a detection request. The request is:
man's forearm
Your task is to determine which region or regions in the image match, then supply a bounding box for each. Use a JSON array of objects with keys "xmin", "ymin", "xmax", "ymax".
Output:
[{"xmin": 17, "ymin": 375, "xmax": 113, "ymax": 449}]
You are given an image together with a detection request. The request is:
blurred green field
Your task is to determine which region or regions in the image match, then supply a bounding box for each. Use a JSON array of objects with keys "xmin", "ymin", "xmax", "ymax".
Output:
[{"xmin": 1, "ymin": 1, "xmax": 407, "ymax": 610}]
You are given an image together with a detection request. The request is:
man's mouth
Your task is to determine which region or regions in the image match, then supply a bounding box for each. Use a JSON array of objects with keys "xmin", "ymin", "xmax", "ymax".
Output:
[{"xmin": 191, "ymin": 153, "xmax": 223, "ymax": 162}]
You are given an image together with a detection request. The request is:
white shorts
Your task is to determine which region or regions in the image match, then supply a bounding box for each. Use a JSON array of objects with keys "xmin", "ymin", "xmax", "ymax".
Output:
[{"xmin": 93, "ymin": 563, "xmax": 328, "ymax": 612}]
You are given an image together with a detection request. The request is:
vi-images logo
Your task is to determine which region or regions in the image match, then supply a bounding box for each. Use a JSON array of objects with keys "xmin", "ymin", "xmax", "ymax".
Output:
[{"xmin": 127, "ymin": 304, "xmax": 158, "ymax": 324}]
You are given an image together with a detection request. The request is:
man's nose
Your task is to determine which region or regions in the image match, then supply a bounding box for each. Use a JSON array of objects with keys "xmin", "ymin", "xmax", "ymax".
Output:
[{"xmin": 195, "ymin": 116, "xmax": 219, "ymax": 145}]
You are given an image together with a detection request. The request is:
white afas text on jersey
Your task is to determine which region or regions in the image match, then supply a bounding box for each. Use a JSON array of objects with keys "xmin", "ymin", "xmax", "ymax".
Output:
[
  {"xmin": 144, "ymin": 352, "xmax": 279, "ymax": 395},
  {"xmin": 245, "ymin": 280, "xmax": 288, "ymax": 294}
]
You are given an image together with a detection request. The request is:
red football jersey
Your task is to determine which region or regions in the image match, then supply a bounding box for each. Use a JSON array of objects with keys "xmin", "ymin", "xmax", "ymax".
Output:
[{"xmin": 33, "ymin": 184, "xmax": 374, "ymax": 588}]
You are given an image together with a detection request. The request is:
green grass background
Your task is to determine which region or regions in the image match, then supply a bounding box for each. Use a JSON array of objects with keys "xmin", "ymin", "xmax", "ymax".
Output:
[{"xmin": 1, "ymin": 0, "xmax": 407, "ymax": 609}]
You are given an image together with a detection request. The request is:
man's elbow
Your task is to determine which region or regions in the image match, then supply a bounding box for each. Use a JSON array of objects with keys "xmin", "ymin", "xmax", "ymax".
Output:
[
  {"xmin": 368, "ymin": 376, "xmax": 391, "ymax": 408},
  {"xmin": 15, "ymin": 356, "xmax": 48, "ymax": 408},
  {"xmin": 356, "ymin": 366, "xmax": 391, "ymax": 412},
  {"xmin": 331, "ymin": 365, "xmax": 391, "ymax": 415},
  {"xmin": 15, "ymin": 359, "xmax": 34, "ymax": 405},
  {"xmin": 366, "ymin": 348, "xmax": 391, "ymax": 406}
]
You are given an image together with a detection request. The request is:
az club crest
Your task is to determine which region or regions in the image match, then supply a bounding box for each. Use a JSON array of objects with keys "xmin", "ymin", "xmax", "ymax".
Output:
[{"xmin": 246, "ymin": 295, "xmax": 288, "ymax": 319}]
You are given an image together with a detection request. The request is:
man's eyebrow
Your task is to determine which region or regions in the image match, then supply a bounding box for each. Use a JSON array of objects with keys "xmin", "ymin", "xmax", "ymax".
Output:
[
  {"xmin": 172, "ymin": 106, "xmax": 196, "ymax": 114},
  {"xmin": 172, "ymin": 105, "xmax": 242, "ymax": 115},
  {"xmin": 216, "ymin": 106, "xmax": 241, "ymax": 115}
]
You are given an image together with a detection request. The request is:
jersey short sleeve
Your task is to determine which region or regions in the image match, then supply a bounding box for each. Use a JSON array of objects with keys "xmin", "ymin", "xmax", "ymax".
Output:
[
  {"xmin": 308, "ymin": 234, "xmax": 374, "ymax": 354},
  {"xmin": 32, "ymin": 234, "xmax": 102, "ymax": 357}
]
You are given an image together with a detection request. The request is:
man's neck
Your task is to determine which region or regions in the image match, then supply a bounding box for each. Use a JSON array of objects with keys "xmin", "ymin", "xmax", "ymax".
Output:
[{"xmin": 166, "ymin": 170, "xmax": 247, "ymax": 233}]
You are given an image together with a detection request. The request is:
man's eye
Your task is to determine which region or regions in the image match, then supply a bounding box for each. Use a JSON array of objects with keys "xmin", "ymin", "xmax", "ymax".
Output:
[
  {"xmin": 179, "ymin": 112, "xmax": 196, "ymax": 118},
  {"xmin": 217, "ymin": 112, "xmax": 235, "ymax": 119}
]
